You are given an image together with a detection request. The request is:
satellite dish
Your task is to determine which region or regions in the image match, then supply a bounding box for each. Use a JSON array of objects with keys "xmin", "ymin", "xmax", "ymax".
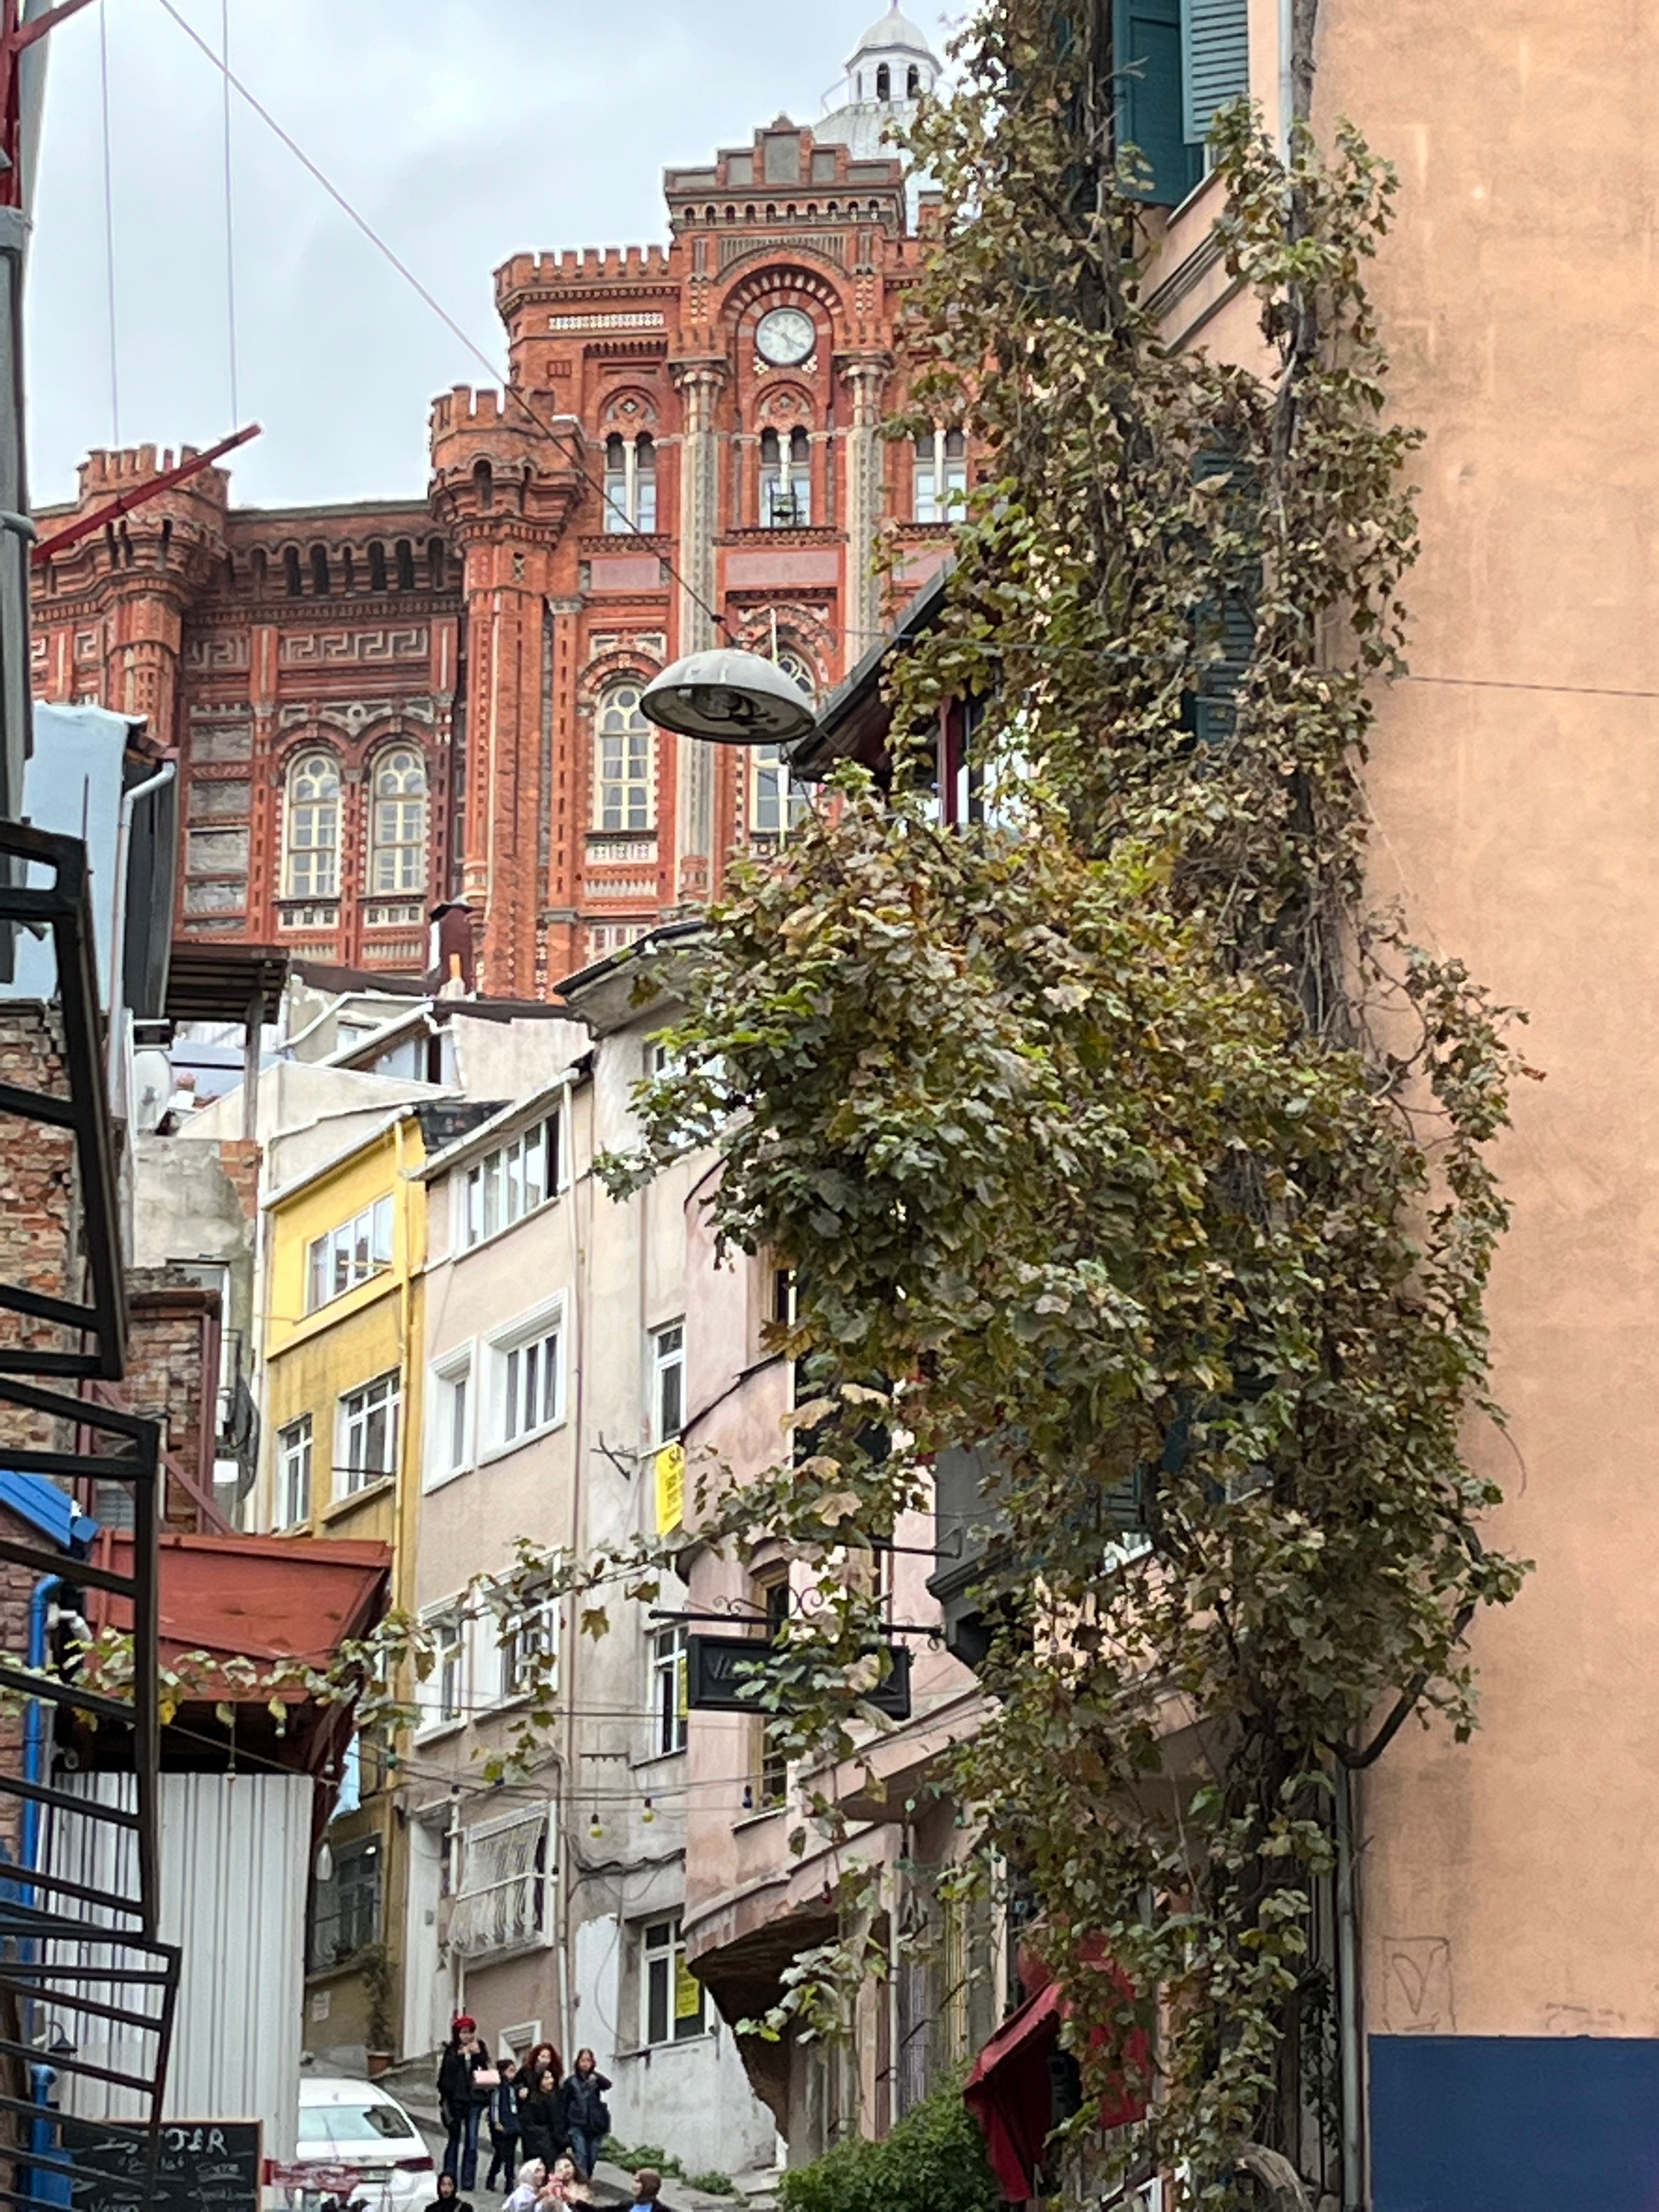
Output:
[{"xmin": 640, "ymin": 649, "xmax": 817, "ymax": 746}]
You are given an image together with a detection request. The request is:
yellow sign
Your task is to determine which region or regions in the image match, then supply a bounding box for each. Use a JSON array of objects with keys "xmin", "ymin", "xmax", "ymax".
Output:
[
  {"xmin": 655, "ymin": 1443, "xmax": 686, "ymax": 1535},
  {"xmin": 675, "ymin": 1956, "xmax": 703, "ymax": 2022}
]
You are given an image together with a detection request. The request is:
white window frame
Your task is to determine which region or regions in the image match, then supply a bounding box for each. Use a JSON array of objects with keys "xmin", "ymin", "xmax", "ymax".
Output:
[
  {"xmin": 276, "ymin": 1413, "xmax": 312, "ymax": 1529},
  {"xmin": 284, "ymin": 751, "xmax": 341, "ymax": 900},
  {"xmin": 370, "ymin": 746, "xmax": 428, "ymax": 893},
  {"xmin": 594, "ymin": 685, "xmax": 655, "ymax": 833},
  {"xmin": 458, "ymin": 1111, "xmax": 564, "ymax": 1253},
  {"xmin": 306, "ymin": 1195, "xmax": 394, "ymax": 1314},
  {"xmin": 642, "ymin": 1914, "xmax": 706, "ymax": 2046},
  {"xmin": 603, "ymin": 433, "xmax": 658, "ymax": 535},
  {"xmin": 500, "ymin": 1594, "xmax": 560, "ymax": 1706},
  {"xmin": 449, "ymin": 1803, "xmax": 555, "ymax": 1961},
  {"xmin": 913, "ymin": 427, "xmax": 968, "ymax": 524},
  {"xmin": 335, "ymin": 1369, "xmax": 402, "ymax": 1499},
  {"xmin": 417, "ymin": 1602, "xmax": 468, "ymax": 1739},
  {"xmin": 652, "ymin": 1320, "xmax": 686, "ymax": 1445},
  {"xmin": 426, "ymin": 1344, "xmax": 475, "ymax": 1491},
  {"xmin": 484, "ymin": 1298, "xmax": 568, "ymax": 1461},
  {"xmin": 650, "ymin": 1621, "xmax": 689, "ymax": 1758}
]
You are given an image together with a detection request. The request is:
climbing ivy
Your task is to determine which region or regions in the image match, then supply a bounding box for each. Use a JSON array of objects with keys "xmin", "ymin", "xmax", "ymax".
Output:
[{"xmin": 598, "ymin": 2, "xmax": 1531, "ymax": 2202}]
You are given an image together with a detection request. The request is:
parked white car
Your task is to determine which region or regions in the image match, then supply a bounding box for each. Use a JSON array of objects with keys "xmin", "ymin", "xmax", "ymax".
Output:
[{"xmin": 293, "ymin": 2078, "xmax": 437, "ymax": 2210}]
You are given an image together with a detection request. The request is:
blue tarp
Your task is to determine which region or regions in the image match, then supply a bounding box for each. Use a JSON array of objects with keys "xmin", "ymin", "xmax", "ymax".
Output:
[
  {"xmin": 0, "ymin": 1470, "xmax": 93, "ymax": 1554},
  {"xmin": 1372, "ymin": 2034, "xmax": 1659, "ymax": 2212}
]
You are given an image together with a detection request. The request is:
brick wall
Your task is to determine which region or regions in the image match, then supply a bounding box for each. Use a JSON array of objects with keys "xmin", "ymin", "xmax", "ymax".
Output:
[
  {"xmin": 125, "ymin": 1274, "xmax": 215, "ymax": 1532},
  {"xmin": 0, "ymin": 1007, "xmax": 81, "ymax": 1457}
]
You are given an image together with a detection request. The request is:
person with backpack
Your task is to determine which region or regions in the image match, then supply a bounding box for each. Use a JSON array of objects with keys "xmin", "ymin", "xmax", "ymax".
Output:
[
  {"xmin": 557, "ymin": 2050, "xmax": 611, "ymax": 2181},
  {"xmin": 484, "ymin": 2056, "xmax": 522, "ymax": 2191}
]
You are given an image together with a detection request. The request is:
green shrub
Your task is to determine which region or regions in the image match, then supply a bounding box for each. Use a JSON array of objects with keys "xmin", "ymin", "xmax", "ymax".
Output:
[
  {"xmin": 777, "ymin": 2081, "xmax": 1000, "ymax": 2212},
  {"xmin": 685, "ymin": 2174, "xmax": 736, "ymax": 2198},
  {"xmin": 603, "ymin": 2142, "xmax": 683, "ymax": 2179}
]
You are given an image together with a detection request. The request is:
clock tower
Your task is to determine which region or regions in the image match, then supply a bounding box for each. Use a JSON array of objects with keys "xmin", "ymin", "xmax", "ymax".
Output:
[{"xmin": 33, "ymin": 13, "xmax": 961, "ymax": 1003}]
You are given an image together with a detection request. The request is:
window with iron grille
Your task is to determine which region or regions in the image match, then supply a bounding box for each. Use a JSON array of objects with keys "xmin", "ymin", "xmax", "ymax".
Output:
[
  {"xmin": 308, "ymin": 1835, "xmax": 382, "ymax": 1969},
  {"xmin": 449, "ymin": 1805, "xmax": 552, "ymax": 1961}
]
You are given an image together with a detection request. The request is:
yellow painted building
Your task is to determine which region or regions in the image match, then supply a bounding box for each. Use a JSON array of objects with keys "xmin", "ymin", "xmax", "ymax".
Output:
[{"xmin": 262, "ymin": 1109, "xmax": 428, "ymax": 2062}]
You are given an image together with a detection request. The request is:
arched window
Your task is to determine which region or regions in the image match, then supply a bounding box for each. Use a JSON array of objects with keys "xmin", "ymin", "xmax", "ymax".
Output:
[
  {"xmin": 395, "ymin": 539, "xmax": 416, "ymax": 592},
  {"xmin": 310, "ymin": 544, "xmax": 332, "ymax": 596},
  {"xmin": 428, "ymin": 538, "xmax": 448, "ymax": 590},
  {"xmin": 907, "ymin": 63, "xmax": 922, "ymax": 97},
  {"xmin": 371, "ymin": 747, "xmax": 428, "ymax": 893},
  {"xmin": 914, "ymin": 428, "xmax": 969, "ymax": 523},
  {"xmin": 760, "ymin": 427, "xmax": 811, "ymax": 527},
  {"xmin": 341, "ymin": 546, "xmax": 356, "ymax": 594},
  {"xmin": 284, "ymin": 752, "xmax": 340, "ymax": 900},
  {"xmin": 368, "ymin": 541, "xmax": 388, "ymax": 594},
  {"xmin": 752, "ymin": 651, "xmax": 815, "ymax": 835},
  {"xmin": 472, "ymin": 459, "xmax": 494, "ymax": 514},
  {"xmin": 876, "ymin": 63, "xmax": 891, "ymax": 99},
  {"xmin": 594, "ymin": 683, "xmax": 654, "ymax": 833},
  {"xmin": 603, "ymin": 434, "xmax": 657, "ymax": 534},
  {"xmin": 284, "ymin": 546, "xmax": 303, "ymax": 598}
]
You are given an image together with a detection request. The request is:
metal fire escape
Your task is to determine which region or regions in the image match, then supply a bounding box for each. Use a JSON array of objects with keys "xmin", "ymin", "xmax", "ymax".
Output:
[{"xmin": 0, "ymin": 3, "xmax": 180, "ymax": 2201}]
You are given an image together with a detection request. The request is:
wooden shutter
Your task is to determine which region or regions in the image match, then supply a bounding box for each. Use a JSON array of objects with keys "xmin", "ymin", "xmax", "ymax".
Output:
[
  {"xmin": 1180, "ymin": 0, "xmax": 1250, "ymax": 145},
  {"xmin": 1113, "ymin": 0, "xmax": 1203, "ymax": 205}
]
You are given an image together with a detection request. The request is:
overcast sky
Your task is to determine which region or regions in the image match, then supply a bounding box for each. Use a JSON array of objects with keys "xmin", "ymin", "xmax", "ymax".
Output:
[{"xmin": 23, "ymin": 0, "xmax": 941, "ymax": 514}]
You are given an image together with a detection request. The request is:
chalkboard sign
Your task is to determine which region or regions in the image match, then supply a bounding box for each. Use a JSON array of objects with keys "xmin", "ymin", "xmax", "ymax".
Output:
[{"xmin": 60, "ymin": 2116, "xmax": 263, "ymax": 2212}]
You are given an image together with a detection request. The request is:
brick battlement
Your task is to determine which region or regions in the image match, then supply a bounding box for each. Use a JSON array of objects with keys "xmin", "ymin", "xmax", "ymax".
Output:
[
  {"xmin": 78, "ymin": 445, "xmax": 230, "ymax": 506},
  {"xmin": 495, "ymin": 245, "xmax": 674, "ymax": 298},
  {"xmin": 431, "ymin": 385, "xmax": 510, "ymax": 435}
]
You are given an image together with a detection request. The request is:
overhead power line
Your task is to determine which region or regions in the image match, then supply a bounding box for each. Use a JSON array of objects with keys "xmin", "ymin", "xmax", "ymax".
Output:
[{"xmin": 148, "ymin": 0, "xmax": 732, "ymax": 640}]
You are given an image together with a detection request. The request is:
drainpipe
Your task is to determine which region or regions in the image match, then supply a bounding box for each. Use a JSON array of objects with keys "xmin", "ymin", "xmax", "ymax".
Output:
[
  {"xmin": 105, "ymin": 759, "xmax": 176, "ymax": 1090},
  {"xmin": 1335, "ymin": 1764, "xmax": 1363, "ymax": 2209},
  {"xmin": 19, "ymin": 1577, "xmax": 59, "ymax": 2211}
]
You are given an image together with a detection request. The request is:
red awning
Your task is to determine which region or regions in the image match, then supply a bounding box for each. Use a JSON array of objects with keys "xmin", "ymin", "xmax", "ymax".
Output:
[
  {"xmin": 964, "ymin": 1962, "xmax": 1150, "ymax": 2203},
  {"xmin": 965, "ymin": 1982, "xmax": 1067, "ymax": 2201},
  {"xmin": 86, "ymin": 1530, "xmax": 391, "ymax": 1684}
]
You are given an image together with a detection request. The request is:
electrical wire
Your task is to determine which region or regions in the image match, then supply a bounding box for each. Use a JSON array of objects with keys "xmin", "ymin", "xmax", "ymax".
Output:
[
  {"xmin": 148, "ymin": 0, "xmax": 735, "ymax": 641},
  {"xmin": 219, "ymin": 0, "xmax": 239, "ymax": 427},
  {"xmin": 97, "ymin": 0, "xmax": 120, "ymax": 447}
]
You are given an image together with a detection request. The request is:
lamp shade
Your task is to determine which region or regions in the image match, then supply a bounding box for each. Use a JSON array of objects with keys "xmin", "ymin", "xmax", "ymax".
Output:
[{"xmin": 640, "ymin": 649, "xmax": 817, "ymax": 745}]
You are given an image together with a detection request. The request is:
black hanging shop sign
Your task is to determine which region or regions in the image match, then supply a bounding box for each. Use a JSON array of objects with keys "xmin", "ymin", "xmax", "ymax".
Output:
[{"xmin": 687, "ymin": 1633, "xmax": 913, "ymax": 1722}]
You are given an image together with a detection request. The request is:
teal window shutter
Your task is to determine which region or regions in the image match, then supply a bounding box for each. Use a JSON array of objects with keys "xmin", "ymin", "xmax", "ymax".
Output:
[
  {"xmin": 1180, "ymin": 0, "xmax": 1250, "ymax": 145},
  {"xmin": 1113, "ymin": 0, "xmax": 1204, "ymax": 205}
]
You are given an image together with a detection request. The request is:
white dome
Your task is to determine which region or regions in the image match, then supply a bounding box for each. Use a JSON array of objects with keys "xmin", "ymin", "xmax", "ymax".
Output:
[{"xmin": 846, "ymin": 5, "xmax": 939, "ymax": 70}]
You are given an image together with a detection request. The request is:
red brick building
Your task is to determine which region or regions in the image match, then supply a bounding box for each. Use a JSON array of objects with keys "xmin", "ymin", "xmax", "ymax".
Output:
[{"xmin": 30, "ymin": 8, "xmax": 960, "ymax": 996}]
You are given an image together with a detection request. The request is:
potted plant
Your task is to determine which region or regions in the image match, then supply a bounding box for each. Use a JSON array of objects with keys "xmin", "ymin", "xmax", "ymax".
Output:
[{"xmin": 359, "ymin": 1942, "xmax": 396, "ymax": 2076}]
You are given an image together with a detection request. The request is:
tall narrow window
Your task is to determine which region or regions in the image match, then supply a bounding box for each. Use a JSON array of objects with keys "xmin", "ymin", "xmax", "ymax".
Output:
[
  {"xmin": 371, "ymin": 747, "xmax": 428, "ymax": 892},
  {"xmin": 914, "ymin": 430, "xmax": 969, "ymax": 524},
  {"xmin": 652, "ymin": 1623, "xmax": 689, "ymax": 1757},
  {"xmin": 752, "ymin": 746, "xmax": 811, "ymax": 836},
  {"xmin": 642, "ymin": 1915, "xmax": 705, "ymax": 2045},
  {"xmin": 652, "ymin": 1322, "xmax": 686, "ymax": 1444},
  {"xmin": 876, "ymin": 62, "xmax": 891, "ymax": 99},
  {"xmin": 284, "ymin": 752, "xmax": 340, "ymax": 899},
  {"xmin": 760, "ymin": 429, "xmax": 810, "ymax": 527},
  {"xmin": 595, "ymin": 684, "xmax": 654, "ymax": 831},
  {"xmin": 603, "ymin": 435, "xmax": 657, "ymax": 534},
  {"xmin": 277, "ymin": 1415, "xmax": 313, "ymax": 1528},
  {"xmin": 604, "ymin": 436, "xmax": 629, "ymax": 534},
  {"xmin": 907, "ymin": 63, "xmax": 922, "ymax": 97}
]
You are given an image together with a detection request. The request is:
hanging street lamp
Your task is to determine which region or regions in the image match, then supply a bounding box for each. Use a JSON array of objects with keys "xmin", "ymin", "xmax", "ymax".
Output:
[{"xmin": 640, "ymin": 648, "xmax": 818, "ymax": 746}]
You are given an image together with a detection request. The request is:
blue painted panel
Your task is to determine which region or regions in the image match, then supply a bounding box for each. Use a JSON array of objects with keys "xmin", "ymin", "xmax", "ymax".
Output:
[{"xmin": 1372, "ymin": 2035, "xmax": 1659, "ymax": 2212}]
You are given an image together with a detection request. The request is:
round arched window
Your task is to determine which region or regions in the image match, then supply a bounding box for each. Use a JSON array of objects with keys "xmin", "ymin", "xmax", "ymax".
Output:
[
  {"xmin": 595, "ymin": 685, "xmax": 654, "ymax": 833},
  {"xmin": 285, "ymin": 753, "xmax": 340, "ymax": 899},
  {"xmin": 373, "ymin": 748, "xmax": 428, "ymax": 893}
]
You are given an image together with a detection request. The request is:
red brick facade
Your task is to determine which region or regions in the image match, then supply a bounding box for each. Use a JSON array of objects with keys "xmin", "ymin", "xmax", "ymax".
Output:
[{"xmin": 29, "ymin": 12, "xmax": 959, "ymax": 996}]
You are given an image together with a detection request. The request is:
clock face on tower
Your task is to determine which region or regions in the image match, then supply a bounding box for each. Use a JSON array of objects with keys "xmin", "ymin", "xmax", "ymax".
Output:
[{"xmin": 756, "ymin": 307, "xmax": 817, "ymax": 367}]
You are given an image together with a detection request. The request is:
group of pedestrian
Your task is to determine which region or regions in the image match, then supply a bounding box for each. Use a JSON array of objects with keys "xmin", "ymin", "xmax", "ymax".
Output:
[{"xmin": 433, "ymin": 2016, "xmax": 618, "ymax": 2205}]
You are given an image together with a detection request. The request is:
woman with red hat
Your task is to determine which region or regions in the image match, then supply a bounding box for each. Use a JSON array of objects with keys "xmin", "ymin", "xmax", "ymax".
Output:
[{"xmin": 436, "ymin": 2013, "xmax": 495, "ymax": 2191}]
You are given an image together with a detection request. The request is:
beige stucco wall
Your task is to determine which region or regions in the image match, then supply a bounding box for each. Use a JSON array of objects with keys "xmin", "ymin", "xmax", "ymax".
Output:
[{"xmin": 1161, "ymin": 0, "xmax": 1659, "ymax": 2051}]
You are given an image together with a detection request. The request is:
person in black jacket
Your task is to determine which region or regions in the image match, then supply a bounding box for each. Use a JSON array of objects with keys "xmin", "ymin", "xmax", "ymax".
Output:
[
  {"xmin": 436, "ymin": 2015, "xmax": 493, "ymax": 2190},
  {"xmin": 484, "ymin": 2056, "xmax": 521, "ymax": 2191},
  {"xmin": 558, "ymin": 2051, "xmax": 612, "ymax": 2181},
  {"xmin": 516, "ymin": 2067, "xmax": 566, "ymax": 2171},
  {"xmin": 425, "ymin": 2177, "xmax": 473, "ymax": 2212}
]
